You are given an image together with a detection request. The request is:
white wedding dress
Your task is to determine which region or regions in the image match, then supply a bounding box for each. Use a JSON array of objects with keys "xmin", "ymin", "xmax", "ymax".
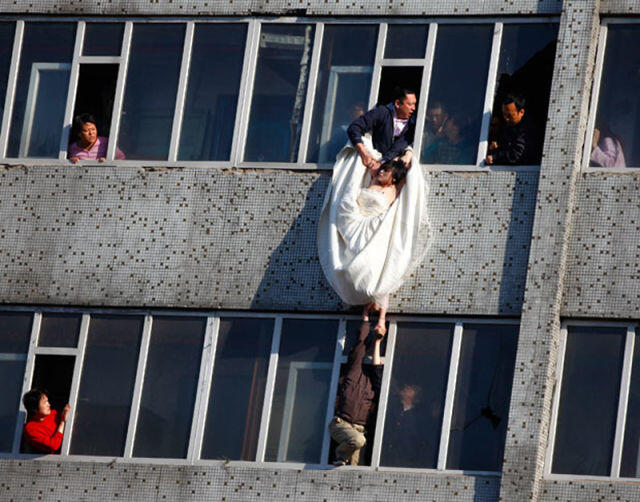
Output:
[{"xmin": 317, "ymin": 137, "xmax": 431, "ymax": 306}]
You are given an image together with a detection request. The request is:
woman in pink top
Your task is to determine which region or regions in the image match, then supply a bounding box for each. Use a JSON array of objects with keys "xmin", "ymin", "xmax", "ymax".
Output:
[
  {"xmin": 68, "ymin": 113, "xmax": 125, "ymax": 163},
  {"xmin": 590, "ymin": 119, "xmax": 626, "ymax": 168}
]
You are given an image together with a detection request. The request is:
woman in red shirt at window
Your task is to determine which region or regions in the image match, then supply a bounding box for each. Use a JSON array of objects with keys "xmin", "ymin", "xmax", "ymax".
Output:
[{"xmin": 22, "ymin": 389, "xmax": 71, "ymax": 454}]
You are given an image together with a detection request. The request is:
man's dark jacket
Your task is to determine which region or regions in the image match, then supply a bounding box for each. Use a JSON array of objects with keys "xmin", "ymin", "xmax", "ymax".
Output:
[
  {"xmin": 491, "ymin": 116, "xmax": 541, "ymax": 165},
  {"xmin": 347, "ymin": 103, "xmax": 415, "ymax": 162}
]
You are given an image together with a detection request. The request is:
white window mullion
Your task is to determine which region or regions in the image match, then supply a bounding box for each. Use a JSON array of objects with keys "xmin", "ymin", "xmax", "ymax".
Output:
[
  {"xmin": 168, "ymin": 21, "xmax": 194, "ymax": 162},
  {"xmin": 106, "ymin": 21, "xmax": 132, "ymax": 162},
  {"xmin": 320, "ymin": 317, "xmax": 346, "ymax": 464},
  {"xmin": 367, "ymin": 23, "xmax": 387, "ymax": 109},
  {"xmin": 582, "ymin": 22, "xmax": 608, "ymax": 170},
  {"xmin": 11, "ymin": 310, "xmax": 40, "ymax": 454},
  {"xmin": 370, "ymin": 320, "xmax": 397, "ymax": 467},
  {"xmin": 610, "ymin": 326, "xmax": 635, "ymax": 477},
  {"xmin": 544, "ymin": 323, "xmax": 569, "ymax": 476},
  {"xmin": 476, "ymin": 22, "xmax": 503, "ymax": 167},
  {"xmin": 411, "ymin": 22, "xmax": 438, "ymax": 160},
  {"xmin": 123, "ymin": 314, "xmax": 153, "ymax": 459},
  {"xmin": 187, "ymin": 315, "xmax": 219, "ymax": 462},
  {"xmin": 255, "ymin": 315, "xmax": 283, "ymax": 462},
  {"xmin": 57, "ymin": 21, "xmax": 84, "ymax": 160},
  {"xmin": 230, "ymin": 19, "xmax": 260, "ymax": 165},
  {"xmin": 60, "ymin": 313, "xmax": 90, "ymax": 456},
  {"xmin": 436, "ymin": 321, "xmax": 463, "ymax": 470},
  {"xmin": 0, "ymin": 20, "xmax": 24, "ymax": 159},
  {"xmin": 296, "ymin": 23, "xmax": 324, "ymax": 164}
]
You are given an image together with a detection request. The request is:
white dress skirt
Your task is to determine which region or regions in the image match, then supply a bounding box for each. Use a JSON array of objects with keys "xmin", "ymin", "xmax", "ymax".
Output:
[{"xmin": 317, "ymin": 137, "xmax": 431, "ymax": 306}]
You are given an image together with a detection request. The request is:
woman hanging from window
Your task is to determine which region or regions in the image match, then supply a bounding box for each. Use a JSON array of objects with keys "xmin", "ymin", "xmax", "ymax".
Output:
[
  {"xmin": 68, "ymin": 113, "xmax": 125, "ymax": 163},
  {"xmin": 22, "ymin": 389, "xmax": 71, "ymax": 454},
  {"xmin": 317, "ymin": 135, "xmax": 431, "ymax": 335}
]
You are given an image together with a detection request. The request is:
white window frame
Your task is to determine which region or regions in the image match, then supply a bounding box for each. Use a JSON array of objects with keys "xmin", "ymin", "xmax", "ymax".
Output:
[
  {"xmin": 0, "ymin": 305, "xmax": 517, "ymax": 477},
  {"xmin": 545, "ymin": 320, "xmax": 639, "ymax": 481},
  {"xmin": 582, "ymin": 18, "xmax": 640, "ymax": 173},
  {"xmin": 0, "ymin": 16, "xmax": 557, "ymax": 171}
]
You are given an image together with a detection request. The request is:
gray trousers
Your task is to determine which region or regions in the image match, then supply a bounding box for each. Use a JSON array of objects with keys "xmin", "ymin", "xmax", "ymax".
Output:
[{"xmin": 329, "ymin": 416, "xmax": 366, "ymax": 465}]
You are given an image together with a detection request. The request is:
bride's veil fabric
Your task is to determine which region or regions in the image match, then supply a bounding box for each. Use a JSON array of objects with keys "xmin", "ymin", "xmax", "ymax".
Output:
[{"xmin": 317, "ymin": 136, "xmax": 431, "ymax": 306}]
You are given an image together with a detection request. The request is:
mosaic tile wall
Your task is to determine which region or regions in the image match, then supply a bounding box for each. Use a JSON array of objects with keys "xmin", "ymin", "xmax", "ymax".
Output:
[
  {"xmin": 0, "ymin": 166, "xmax": 536, "ymax": 315},
  {"xmin": 540, "ymin": 479, "xmax": 640, "ymax": 502},
  {"xmin": 0, "ymin": 459, "xmax": 501, "ymax": 502},
  {"xmin": 0, "ymin": 0, "xmax": 562, "ymax": 17}
]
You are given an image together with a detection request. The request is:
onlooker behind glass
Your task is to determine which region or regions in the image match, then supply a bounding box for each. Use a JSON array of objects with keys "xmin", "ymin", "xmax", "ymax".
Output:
[
  {"xmin": 423, "ymin": 100, "xmax": 449, "ymax": 150},
  {"xmin": 68, "ymin": 113, "xmax": 125, "ymax": 163},
  {"xmin": 347, "ymin": 86, "xmax": 416, "ymax": 170},
  {"xmin": 590, "ymin": 117, "xmax": 626, "ymax": 168},
  {"xmin": 326, "ymin": 101, "xmax": 366, "ymax": 161},
  {"xmin": 22, "ymin": 389, "xmax": 71, "ymax": 454},
  {"xmin": 382, "ymin": 383, "xmax": 427, "ymax": 466},
  {"xmin": 329, "ymin": 321, "xmax": 384, "ymax": 466},
  {"xmin": 486, "ymin": 94, "xmax": 539, "ymax": 166},
  {"xmin": 422, "ymin": 113, "xmax": 475, "ymax": 165}
]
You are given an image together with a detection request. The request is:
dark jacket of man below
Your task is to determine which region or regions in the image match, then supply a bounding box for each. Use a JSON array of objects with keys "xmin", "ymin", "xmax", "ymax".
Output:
[
  {"xmin": 347, "ymin": 103, "xmax": 416, "ymax": 163},
  {"xmin": 491, "ymin": 116, "xmax": 540, "ymax": 165},
  {"xmin": 334, "ymin": 321, "xmax": 384, "ymax": 426}
]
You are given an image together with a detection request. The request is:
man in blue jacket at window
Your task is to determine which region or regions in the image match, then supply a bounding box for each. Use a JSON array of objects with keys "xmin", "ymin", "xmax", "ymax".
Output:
[{"xmin": 347, "ymin": 87, "xmax": 417, "ymax": 170}]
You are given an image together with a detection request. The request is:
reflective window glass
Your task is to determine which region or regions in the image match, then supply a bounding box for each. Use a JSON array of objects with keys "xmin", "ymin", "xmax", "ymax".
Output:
[
  {"xmin": 306, "ymin": 25, "xmax": 377, "ymax": 163},
  {"xmin": 380, "ymin": 323, "xmax": 453, "ymax": 468},
  {"xmin": 178, "ymin": 23, "xmax": 246, "ymax": 161},
  {"xmin": 421, "ymin": 25, "xmax": 493, "ymax": 165},
  {"xmin": 488, "ymin": 23, "xmax": 558, "ymax": 166},
  {"xmin": 31, "ymin": 354, "xmax": 74, "ymax": 413},
  {"xmin": 265, "ymin": 319, "xmax": 337, "ymax": 463},
  {"xmin": 384, "ymin": 24, "xmax": 428, "ymax": 59},
  {"xmin": 0, "ymin": 311, "xmax": 32, "ymax": 452},
  {"xmin": 201, "ymin": 318, "xmax": 273, "ymax": 460},
  {"xmin": 0, "ymin": 22, "xmax": 15, "ymax": 125},
  {"xmin": 117, "ymin": 24, "xmax": 184, "ymax": 160},
  {"xmin": 71, "ymin": 315, "xmax": 143, "ymax": 456},
  {"xmin": 447, "ymin": 324, "xmax": 518, "ymax": 471},
  {"xmin": 620, "ymin": 329, "xmax": 640, "ymax": 477},
  {"xmin": 83, "ymin": 23, "xmax": 124, "ymax": 56},
  {"xmin": 38, "ymin": 313, "xmax": 81, "ymax": 347},
  {"xmin": 134, "ymin": 317, "xmax": 205, "ymax": 458},
  {"xmin": 552, "ymin": 326, "xmax": 625, "ymax": 475},
  {"xmin": 590, "ymin": 26, "xmax": 639, "ymax": 168},
  {"xmin": 7, "ymin": 22, "xmax": 75, "ymax": 158},
  {"xmin": 244, "ymin": 24, "xmax": 315, "ymax": 162}
]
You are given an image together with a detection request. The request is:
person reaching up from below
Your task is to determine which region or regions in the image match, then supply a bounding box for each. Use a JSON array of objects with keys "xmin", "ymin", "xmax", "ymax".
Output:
[
  {"xmin": 22, "ymin": 389, "xmax": 71, "ymax": 454},
  {"xmin": 68, "ymin": 113, "xmax": 125, "ymax": 163}
]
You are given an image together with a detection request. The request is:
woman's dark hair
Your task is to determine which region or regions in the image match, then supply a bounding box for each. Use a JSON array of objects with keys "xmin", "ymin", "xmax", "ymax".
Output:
[
  {"xmin": 380, "ymin": 159, "xmax": 408, "ymax": 185},
  {"xmin": 72, "ymin": 113, "xmax": 98, "ymax": 139},
  {"xmin": 23, "ymin": 388, "xmax": 46, "ymax": 418}
]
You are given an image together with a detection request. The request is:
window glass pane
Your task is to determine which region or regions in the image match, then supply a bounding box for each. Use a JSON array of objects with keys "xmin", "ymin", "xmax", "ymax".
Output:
[
  {"xmin": 265, "ymin": 319, "xmax": 337, "ymax": 463},
  {"xmin": 343, "ymin": 319, "xmax": 387, "ymax": 357},
  {"xmin": 488, "ymin": 23, "xmax": 558, "ymax": 166},
  {"xmin": 133, "ymin": 316, "xmax": 205, "ymax": 459},
  {"xmin": 117, "ymin": 24, "xmax": 184, "ymax": 160},
  {"xmin": 447, "ymin": 324, "xmax": 518, "ymax": 471},
  {"xmin": 38, "ymin": 313, "xmax": 81, "ymax": 347},
  {"xmin": 178, "ymin": 23, "xmax": 246, "ymax": 161},
  {"xmin": 421, "ymin": 25, "xmax": 492, "ymax": 165},
  {"xmin": 591, "ymin": 26, "xmax": 638, "ymax": 168},
  {"xmin": 83, "ymin": 23, "xmax": 124, "ymax": 56},
  {"xmin": 0, "ymin": 311, "xmax": 32, "ymax": 352},
  {"xmin": 306, "ymin": 24, "xmax": 377, "ymax": 163},
  {"xmin": 201, "ymin": 317, "xmax": 273, "ymax": 460},
  {"xmin": 31, "ymin": 354, "xmax": 74, "ymax": 412},
  {"xmin": 70, "ymin": 315, "xmax": 143, "ymax": 456},
  {"xmin": 384, "ymin": 24, "xmax": 428, "ymax": 59},
  {"xmin": 620, "ymin": 329, "xmax": 640, "ymax": 477},
  {"xmin": 0, "ymin": 311, "xmax": 31, "ymax": 452},
  {"xmin": 7, "ymin": 22, "xmax": 75, "ymax": 158},
  {"xmin": 0, "ymin": 22, "xmax": 15, "ymax": 124},
  {"xmin": 552, "ymin": 326, "xmax": 625, "ymax": 475},
  {"xmin": 380, "ymin": 323, "xmax": 453, "ymax": 468},
  {"xmin": 244, "ymin": 24, "xmax": 315, "ymax": 162}
]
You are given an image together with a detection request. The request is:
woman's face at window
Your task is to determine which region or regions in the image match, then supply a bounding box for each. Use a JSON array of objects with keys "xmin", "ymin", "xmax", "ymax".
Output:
[
  {"xmin": 37, "ymin": 394, "xmax": 51, "ymax": 416},
  {"xmin": 78, "ymin": 122, "xmax": 98, "ymax": 145},
  {"xmin": 377, "ymin": 168, "xmax": 394, "ymax": 186}
]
